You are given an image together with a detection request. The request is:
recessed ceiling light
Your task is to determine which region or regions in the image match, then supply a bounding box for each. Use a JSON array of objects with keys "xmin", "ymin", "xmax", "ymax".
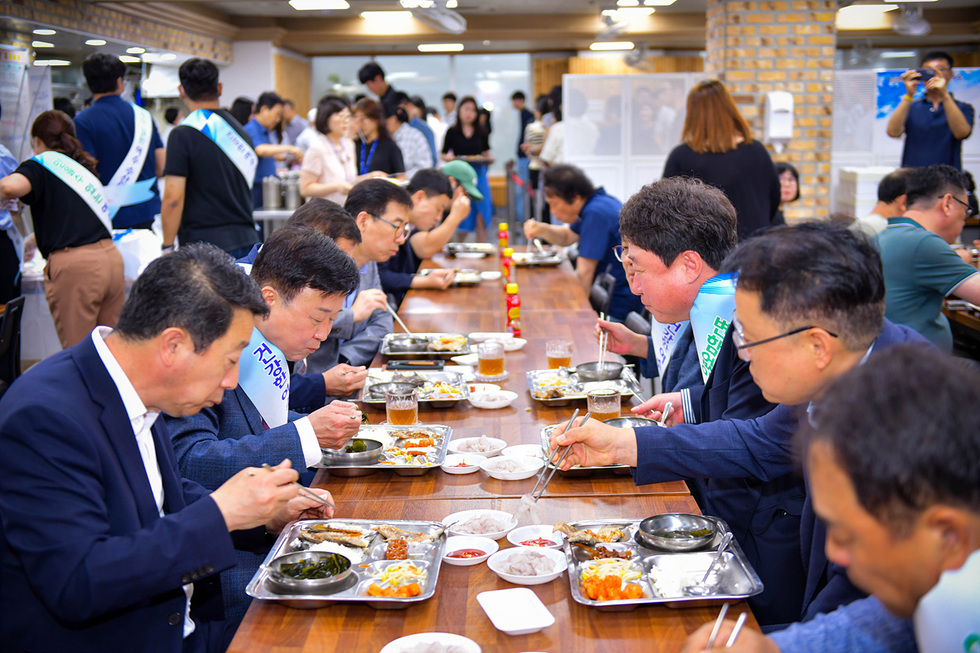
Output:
[
  {"xmin": 119, "ymin": 55, "xmax": 141, "ymax": 63},
  {"xmin": 85, "ymin": 39, "xmax": 107, "ymax": 46},
  {"xmin": 126, "ymin": 47, "xmax": 145, "ymax": 54},
  {"xmin": 399, "ymin": 0, "xmax": 434, "ymax": 6},
  {"xmin": 288, "ymin": 0, "xmax": 349, "ymax": 10},
  {"xmin": 590, "ymin": 41, "xmax": 635, "ymax": 51},
  {"xmin": 643, "ymin": 0, "xmax": 677, "ymax": 5},
  {"xmin": 602, "ymin": 8, "xmax": 655, "ymax": 17},
  {"xmin": 360, "ymin": 10, "xmax": 412, "ymax": 19},
  {"xmin": 33, "ymin": 59, "xmax": 71, "ymax": 67},
  {"xmin": 33, "ymin": 28, "xmax": 56, "ymax": 36},
  {"xmin": 880, "ymin": 51, "xmax": 917, "ymax": 58},
  {"xmin": 418, "ymin": 43, "xmax": 465, "ymax": 52},
  {"xmin": 32, "ymin": 41, "xmax": 55, "ymax": 48},
  {"xmin": 617, "ymin": 0, "xmax": 640, "ymax": 6}
]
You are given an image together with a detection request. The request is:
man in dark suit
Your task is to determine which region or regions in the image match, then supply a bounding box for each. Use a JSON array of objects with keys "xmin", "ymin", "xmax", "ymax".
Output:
[
  {"xmin": 166, "ymin": 226, "xmax": 362, "ymax": 624},
  {"xmin": 0, "ymin": 243, "xmax": 335, "ymax": 652},
  {"xmin": 552, "ymin": 222, "xmax": 929, "ymax": 629}
]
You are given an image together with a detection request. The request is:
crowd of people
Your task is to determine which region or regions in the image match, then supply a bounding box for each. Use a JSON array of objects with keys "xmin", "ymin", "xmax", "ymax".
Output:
[{"xmin": 0, "ymin": 48, "xmax": 976, "ymax": 653}]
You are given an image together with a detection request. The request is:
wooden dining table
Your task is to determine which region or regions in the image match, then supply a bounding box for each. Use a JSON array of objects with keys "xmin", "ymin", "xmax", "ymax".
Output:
[{"xmin": 229, "ymin": 246, "xmax": 758, "ymax": 652}]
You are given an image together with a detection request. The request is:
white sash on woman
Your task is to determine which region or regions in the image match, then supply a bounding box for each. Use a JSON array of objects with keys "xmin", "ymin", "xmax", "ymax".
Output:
[
  {"xmin": 182, "ymin": 109, "xmax": 258, "ymax": 188},
  {"xmin": 32, "ymin": 151, "xmax": 114, "ymax": 233},
  {"xmin": 238, "ymin": 326, "xmax": 290, "ymax": 428},
  {"xmin": 103, "ymin": 103, "xmax": 156, "ymax": 209}
]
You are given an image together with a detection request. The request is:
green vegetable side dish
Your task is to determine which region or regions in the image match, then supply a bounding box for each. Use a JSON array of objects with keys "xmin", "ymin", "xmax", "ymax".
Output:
[
  {"xmin": 279, "ymin": 553, "xmax": 350, "ymax": 579},
  {"xmin": 345, "ymin": 440, "xmax": 369, "ymax": 453},
  {"xmin": 654, "ymin": 527, "xmax": 713, "ymax": 539}
]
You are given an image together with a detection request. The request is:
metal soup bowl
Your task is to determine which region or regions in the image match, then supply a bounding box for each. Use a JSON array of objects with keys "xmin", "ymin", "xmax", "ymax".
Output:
[
  {"xmin": 636, "ymin": 513, "xmax": 717, "ymax": 552},
  {"xmin": 388, "ymin": 335, "xmax": 431, "ymax": 352},
  {"xmin": 264, "ymin": 551, "xmax": 353, "ymax": 595},
  {"xmin": 321, "ymin": 438, "xmax": 385, "ymax": 465},
  {"xmin": 603, "ymin": 416, "xmax": 657, "ymax": 428},
  {"xmin": 575, "ymin": 361, "xmax": 624, "ymax": 382},
  {"xmin": 366, "ymin": 382, "xmax": 419, "ymax": 401}
]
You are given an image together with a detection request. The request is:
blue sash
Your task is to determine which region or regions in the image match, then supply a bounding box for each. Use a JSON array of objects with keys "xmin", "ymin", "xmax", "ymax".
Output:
[
  {"xmin": 650, "ymin": 319, "xmax": 688, "ymax": 375},
  {"xmin": 103, "ymin": 103, "xmax": 156, "ymax": 209},
  {"xmin": 690, "ymin": 272, "xmax": 737, "ymax": 382},
  {"xmin": 32, "ymin": 151, "xmax": 116, "ymax": 229},
  {"xmin": 238, "ymin": 327, "xmax": 289, "ymax": 428},
  {"xmin": 182, "ymin": 109, "xmax": 258, "ymax": 188}
]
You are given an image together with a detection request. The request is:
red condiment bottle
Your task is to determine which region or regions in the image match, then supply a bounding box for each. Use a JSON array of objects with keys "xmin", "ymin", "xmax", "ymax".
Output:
[
  {"xmin": 498, "ymin": 222, "xmax": 509, "ymax": 256},
  {"xmin": 506, "ymin": 282, "xmax": 521, "ymax": 336},
  {"xmin": 501, "ymin": 247, "xmax": 514, "ymax": 284}
]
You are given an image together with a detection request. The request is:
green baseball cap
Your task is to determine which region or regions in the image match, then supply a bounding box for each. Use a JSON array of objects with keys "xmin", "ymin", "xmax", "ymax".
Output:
[{"xmin": 440, "ymin": 160, "xmax": 484, "ymax": 201}]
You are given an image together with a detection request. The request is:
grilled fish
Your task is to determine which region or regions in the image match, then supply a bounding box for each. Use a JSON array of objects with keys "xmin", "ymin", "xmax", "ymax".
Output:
[
  {"xmin": 373, "ymin": 524, "xmax": 446, "ymax": 543},
  {"xmin": 298, "ymin": 523, "xmax": 373, "ymax": 548},
  {"xmin": 554, "ymin": 522, "xmax": 627, "ymax": 544}
]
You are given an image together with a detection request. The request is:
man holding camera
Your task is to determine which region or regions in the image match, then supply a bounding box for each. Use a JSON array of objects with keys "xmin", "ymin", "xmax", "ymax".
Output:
[{"xmin": 887, "ymin": 51, "xmax": 974, "ymax": 170}]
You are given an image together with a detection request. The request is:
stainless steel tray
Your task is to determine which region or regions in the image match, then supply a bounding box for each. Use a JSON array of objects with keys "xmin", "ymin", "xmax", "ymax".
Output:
[
  {"xmin": 316, "ymin": 424, "xmax": 452, "ymax": 476},
  {"xmin": 563, "ymin": 518, "xmax": 763, "ymax": 611},
  {"xmin": 525, "ymin": 369, "xmax": 634, "ymax": 407},
  {"xmin": 418, "ymin": 268, "xmax": 482, "ymax": 286},
  {"xmin": 513, "ymin": 251, "xmax": 563, "ymax": 267},
  {"xmin": 443, "ymin": 242, "xmax": 495, "ymax": 257},
  {"xmin": 539, "ymin": 425, "xmax": 631, "ymax": 476},
  {"xmin": 360, "ymin": 369, "xmax": 469, "ymax": 408},
  {"xmin": 246, "ymin": 518, "xmax": 447, "ymax": 609},
  {"xmin": 380, "ymin": 333, "xmax": 472, "ymax": 357}
]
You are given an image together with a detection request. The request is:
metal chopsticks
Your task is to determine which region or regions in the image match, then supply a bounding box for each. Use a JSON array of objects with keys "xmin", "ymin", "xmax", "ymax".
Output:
[
  {"xmin": 386, "ymin": 302, "xmax": 413, "ymax": 334},
  {"xmin": 705, "ymin": 602, "xmax": 730, "ymax": 650},
  {"xmin": 725, "ymin": 612, "xmax": 747, "ymax": 647},
  {"xmin": 261, "ymin": 463, "xmax": 338, "ymax": 510},
  {"xmin": 532, "ymin": 410, "xmax": 591, "ymax": 501},
  {"xmin": 597, "ymin": 312, "xmax": 608, "ymax": 369}
]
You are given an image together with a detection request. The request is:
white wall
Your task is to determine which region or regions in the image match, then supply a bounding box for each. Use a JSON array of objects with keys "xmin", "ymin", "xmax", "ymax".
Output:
[{"xmin": 220, "ymin": 41, "xmax": 275, "ymax": 107}]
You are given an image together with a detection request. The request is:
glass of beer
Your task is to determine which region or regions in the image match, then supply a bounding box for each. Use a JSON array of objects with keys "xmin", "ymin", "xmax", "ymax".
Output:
[
  {"xmin": 587, "ymin": 388, "xmax": 621, "ymax": 423},
  {"xmin": 546, "ymin": 339, "xmax": 573, "ymax": 369},
  {"xmin": 477, "ymin": 339, "xmax": 506, "ymax": 378},
  {"xmin": 385, "ymin": 387, "xmax": 419, "ymax": 425}
]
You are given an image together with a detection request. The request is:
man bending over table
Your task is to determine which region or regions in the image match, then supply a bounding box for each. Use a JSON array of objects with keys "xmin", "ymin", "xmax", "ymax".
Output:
[
  {"xmin": 551, "ymin": 223, "xmax": 928, "ymax": 628},
  {"xmin": 0, "ymin": 244, "xmax": 334, "ymax": 652},
  {"xmin": 683, "ymin": 345, "xmax": 979, "ymax": 652},
  {"xmin": 166, "ymin": 226, "xmax": 361, "ymax": 625}
]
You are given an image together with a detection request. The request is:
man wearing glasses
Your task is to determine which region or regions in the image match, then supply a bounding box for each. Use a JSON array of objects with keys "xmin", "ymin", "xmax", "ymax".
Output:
[
  {"xmin": 303, "ymin": 179, "xmax": 409, "ymax": 379},
  {"xmin": 551, "ymin": 222, "xmax": 928, "ymax": 629},
  {"xmin": 886, "ymin": 51, "xmax": 974, "ymax": 170},
  {"xmin": 873, "ymin": 164, "xmax": 980, "ymax": 352}
]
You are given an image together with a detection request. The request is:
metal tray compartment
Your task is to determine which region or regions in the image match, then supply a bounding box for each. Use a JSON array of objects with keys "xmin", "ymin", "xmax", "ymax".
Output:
[
  {"xmin": 538, "ymin": 425, "xmax": 631, "ymax": 476},
  {"xmin": 360, "ymin": 369, "xmax": 469, "ymax": 408},
  {"xmin": 443, "ymin": 242, "xmax": 495, "ymax": 257},
  {"xmin": 316, "ymin": 424, "xmax": 452, "ymax": 476},
  {"xmin": 512, "ymin": 251, "xmax": 563, "ymax": 267},
  {"xmin": 380, "ymin": 333, "xmax": 472, "ymax": 358},
  {"xmin": 525, "ymin": 369, "xmax": 633, "ymax": 407},
  {"xmin": 418, "ymin": 268, "xmax": 482, "ymax": 286},
  {"xmin": 246, "ymin": 519, "xmax": 447, "ymax": 609},
  {"xmin": 563, "ymin": 518, "xmax": 763, "ymax": 611}
]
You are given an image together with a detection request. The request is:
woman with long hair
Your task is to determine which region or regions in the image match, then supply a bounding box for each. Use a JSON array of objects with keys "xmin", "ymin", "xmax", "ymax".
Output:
[
  {"xmin": 442, "ymin": 95, "xmax": 494, "ymax": 241},
  {"xmin": 663, "ymin": 79, "xmax": 781, "ymax": 240},
  {"xmin": 352, "ymin": 98, "xmax": 406, "ymax": 179},
  {"xmin": 300, "ymin": 96, "xmax": 385, "ymax": 205},
  {"xmin": 0, "ymin": 109, "xmax": 124, "ymax": 348}
]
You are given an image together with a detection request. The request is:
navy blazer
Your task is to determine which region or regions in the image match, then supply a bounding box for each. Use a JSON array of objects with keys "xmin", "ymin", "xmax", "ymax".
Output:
[{"xmin": 0, "ymin": 337, "xmax": 239, "ymax": 652}]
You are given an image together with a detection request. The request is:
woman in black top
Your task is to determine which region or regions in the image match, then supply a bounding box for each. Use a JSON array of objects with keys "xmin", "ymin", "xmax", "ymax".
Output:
[
  {"xmin": 353, "ymin": 98, "xmax": 406, "ymax": 180},
  {"xmin": 662, "ymin": 80, "xmax": 780, "ymax": 241},
  {"xmin": 442, "ymin": 96, "xmax": 495, "ymax": 242},
  {"xmin": 0, "ymin": 110, "xmax": 124, "ymax": 348}
]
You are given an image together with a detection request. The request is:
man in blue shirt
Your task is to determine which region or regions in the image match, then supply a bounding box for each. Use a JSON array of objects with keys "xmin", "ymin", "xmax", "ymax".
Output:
[
  {"xmin": 523, "ymin": 164, "xmax": 644, "ymax": 321},
  {"xmin": 243, "ymin": 92, "xmax": 303, "ymax": 209},
  {"xmin": 886, "ymin": 51, "xmax": 974, "ymax": 170},
  {"xmin": 401, "ymin": 95, "xmax": 437, "ymax": 164},
  {"xmin": 75, "ymin": 53, "xmax": 164, "ymax": 230}
]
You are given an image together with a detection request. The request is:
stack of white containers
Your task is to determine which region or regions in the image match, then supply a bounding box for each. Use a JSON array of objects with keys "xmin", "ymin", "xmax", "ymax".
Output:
[{"xmin": 836, "ymin": 167, "xmax": 894, "ymax": 219}]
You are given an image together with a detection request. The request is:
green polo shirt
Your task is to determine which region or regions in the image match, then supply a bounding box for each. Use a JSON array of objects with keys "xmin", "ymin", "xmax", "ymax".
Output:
[{"xmin": 873, "ymin": 217, "xmax": 979, "ymax": 352}]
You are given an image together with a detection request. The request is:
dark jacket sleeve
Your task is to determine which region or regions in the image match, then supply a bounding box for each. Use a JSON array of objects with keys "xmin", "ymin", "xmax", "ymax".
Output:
[{"xmin": 289, "ymin": 372, "xmax": 327, "ymax": 411}]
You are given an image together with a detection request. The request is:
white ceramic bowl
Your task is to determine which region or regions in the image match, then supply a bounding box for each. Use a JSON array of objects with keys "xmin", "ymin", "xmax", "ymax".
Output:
[
  {"xmin": 506, "ymin": 524, "xmax": 566, "ymax": 549},
  {"xmin": 487, "ymin": 547, "xmax": 568, "ymax": 586},
  {"xmin": 442, "ymin": 535, "xmax": 498, "ymax": 567},
  {"xmin": 455, "ymin": 252, "xmax": 486, "ymax": 260},
  {"xmin": 501, "ymin": 444, "xmax": 546, "ymax": 460},
  {"xmin": 467, "ymin": 382, "xmax": 500, "ymax": 394},
  {"xmin": 480, "ymin": 270, "xmax": 502, "ymax": 281},
  {"xmin": 440, "ymin": 453, "xmax": 487, "ymax": 475},
  {"xmin": 468, "ymin": 390, "xmax": 518, "ymax": 410},
  {"xmin": 381, "ymin": 633, "xmax": 481, "ymax": 653},
  {"xmin": 480, "ymin": 456, "xmax": 544, "ymax": 481},
  {"xmin": 445, "ymin": 509, "xmax": 518, "ymax": 540},
  {"xmin": 468, "ymin": 332, "xmax": 514, "ymax": 342},
  {"xmin": 502, "ymin": 337, "xmax": 527, "ymax": 352},
  {"xmin": 448, "ymin": 436, "xmax": 507, "ymax": 458}
]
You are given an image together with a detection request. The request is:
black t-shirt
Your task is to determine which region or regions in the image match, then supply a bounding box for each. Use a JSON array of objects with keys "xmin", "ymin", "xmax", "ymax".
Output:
[
  {"xmin": 162, "ymin": 109, "xmax": 260, "ymax": 253},
  {"xmin": 442, "ymin": 127, "xmax": 490, "ymax": 157},
  {"xmin": 16, "ymin": 159, "xmax": 111, "ymax": 258},
  {"xmin": 354, "ymin": 138, "xmax": 405, "ymax": 176}
]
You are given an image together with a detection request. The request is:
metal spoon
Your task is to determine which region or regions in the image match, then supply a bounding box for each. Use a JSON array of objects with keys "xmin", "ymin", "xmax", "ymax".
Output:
[
  {"xmin": 657, "ymin": 402, "xmax": 673, "ymax": 428},
  {"xmin": 533, "ymin": 238, "xmax": 547, "ymax": 254},
  {"xmin": 684, "ymin": 532, "xmax": 734, "ymax": 596}
]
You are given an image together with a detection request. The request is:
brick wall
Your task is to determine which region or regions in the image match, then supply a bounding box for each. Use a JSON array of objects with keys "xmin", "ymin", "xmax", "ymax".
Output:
[{"xmin": 706, "ymin": 0, "xmax": 836, "ymax": 221}]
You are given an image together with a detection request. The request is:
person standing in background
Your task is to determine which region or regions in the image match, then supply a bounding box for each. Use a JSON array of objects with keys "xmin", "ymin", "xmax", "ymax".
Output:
[
  {"xmin": 522, "ymin": 95, "xmax": 548, "ymax": 222},
  {"xmin": 243, "ymin": 92, "xmax": 303, "ymax": 209},
  {"xmin": 442, "ymin": 96, "xmax": 494, "ymax": 242},
  {"xmin": 887, "ymin": 51, "xmax": 974, "ymax": 170},
  {"xmin": 281, "ymin": 100, "xmax": 308, "ymax": 146},
  {"xmin": 74, "ymin": 53, "xmax": 165, "ymax": 232},
  {"xmin": 774, "ymin": 162, "xmax": 799, "ymax": 224},
  {"xmin": 512, "ymin": 91, "xmax": 535, "ymax": 224},
  {"xmin": 386, "ymin": 103, "xmax": 433, "ymax": 180},
  {"xmin": 442, "ymin": 92, "xmax": 457, "ymax": 127},
  {"xmin": 228, "ymin": 97, "xmax": 254, "ymax": 129},
  {"xmin": 402, "ymin": 94, "xmax": 437, "ymax": 164},
  {"xmin": 352, "ymin": 98, "xmax": 406, "ymax": 179},
  {"xmin": 0, "ymin": 101, "xmax": 22, "ymax": 305},
  {"xmin": 161, "ymin": 107, "xmax": 182, "ymax": 148},
  {"xmin": 359, "ymin": 62, "xmax": 399, "ymax": 114}
]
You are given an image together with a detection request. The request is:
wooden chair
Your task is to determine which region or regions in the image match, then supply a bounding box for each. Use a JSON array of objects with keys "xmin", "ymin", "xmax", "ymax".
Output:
[{"xmin": 0, "ymin": 295, "xmax": 25, "ymax": 398}]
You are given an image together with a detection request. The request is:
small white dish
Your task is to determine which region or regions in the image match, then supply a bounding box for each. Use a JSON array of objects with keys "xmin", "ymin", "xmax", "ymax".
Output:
[
  {"xmin": 381, "ymin": 632, "xmax": 481, "ymax": 653},
  {"xmin": 444, "ymin": 509, "xmax": 518, "ymax": 540},
  {"xmin": 451, "ymin": 353, "xmax": 479, "ymax": 366},
  {"xmin": 507, "ymin": 524, "xmax": 566, "ymax": 549},
  {"xmin": 501, "ymin": 444, "xmax": 546, "ymax": 460},
  {"xmin": 455, "ymin": 251, "xmax": 486, "ymax": 259},
  {"xmin": 480, "ymin": 456, "xmax": 544, "ymax": 481},
  {"xmin": 448, "ymin": 436, "xmax": 507, "ymax": 457},
  {"xmin": 486, "ymin": 547, "xmax": 568, "ymax": 586},
  {"xmin": 440, "ymin": 453, "xmax": 486, "ymax": 475},
  {"xmin": 467, "ymin": 382, "xmax": 501, "ymax": 394},
  {"xmin": 468, "ymin": 331, "xmax": 513, "ymax": 342},
  {"xmin": 477, "ymin": 588, "xmax": 555, "ymax": 636},
  {"xmin": 468, "ymin": 390, "xmax": 518, "ymax": 410},
  {"xmin": 442, "ymin": 535, "xmax": 498, "ymax": 566},
  {"xmin": 502, "ymin": 337, "xmax": 526, "ymax": 352},
  {"xmin": 474, "ymin": 370, "xmax": 509, "ymax": 383},
  {"xmin": 480, "ymin": 270, "xmax": 502, "ymax": 281}
]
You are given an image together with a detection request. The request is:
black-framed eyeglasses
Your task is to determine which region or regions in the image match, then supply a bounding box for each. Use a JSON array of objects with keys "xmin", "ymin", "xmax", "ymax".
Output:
[
  {"xmin": 948, "ymin": 194, "xmax": 977, "ymax": 218},
  {"xmin": 732, "ymin": 316, "xmax": 838, "ymax": 361},
  {"xmin": 613, "ymin": 245, "xmax": 628, "ymax": 262},
  {"xmin": 373, "ymin": 214, "xmax": 411, "ymax": 239}
]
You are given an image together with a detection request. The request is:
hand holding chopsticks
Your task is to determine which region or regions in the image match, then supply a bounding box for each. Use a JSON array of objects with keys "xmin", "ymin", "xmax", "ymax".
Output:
[
  {"xmin": 531, "ymin": 410, "xmax": 591, "ymax": 501},
  {"xmin": 260, "ymin": 463, "xmax": 337, "ymax": 511}
]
